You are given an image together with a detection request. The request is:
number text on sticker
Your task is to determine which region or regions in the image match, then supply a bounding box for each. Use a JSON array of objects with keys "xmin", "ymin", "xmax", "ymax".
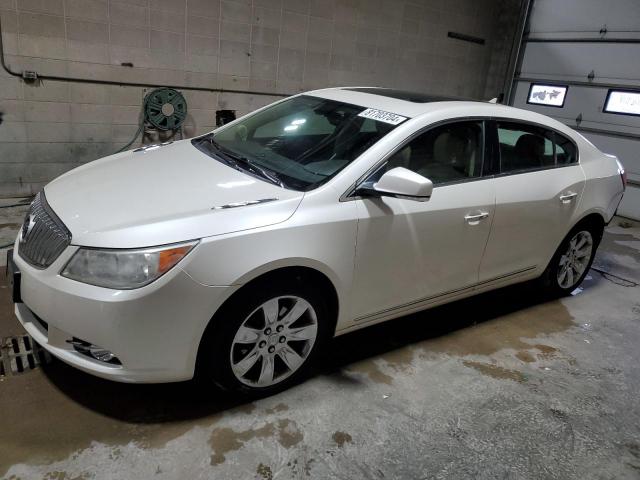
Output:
[{"xmin": 358, "ymin": 108, "xmax": 407, "ymax": 125}]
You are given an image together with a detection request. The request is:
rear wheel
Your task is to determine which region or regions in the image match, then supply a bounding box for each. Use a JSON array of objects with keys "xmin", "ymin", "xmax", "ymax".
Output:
[
  {"xmin": 557, "ymin": 230, "xmax": 593, "ymax": 289},
  {"xmin": 540, "ymin": 222, "xmax": 602, "ymax": 296},
  {"xmin": 199, "ymin": 280, "xmax": 330, "ymax": 396}
]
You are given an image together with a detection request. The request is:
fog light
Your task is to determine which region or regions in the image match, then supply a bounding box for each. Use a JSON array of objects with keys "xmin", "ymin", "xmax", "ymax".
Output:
[
  {"xmin": 89, "ymin": 348, "xmax": 116, "ymax": 363},
  {"xmin": 67, "ymin": 338, "xmax": 121, "ymax": 365}
]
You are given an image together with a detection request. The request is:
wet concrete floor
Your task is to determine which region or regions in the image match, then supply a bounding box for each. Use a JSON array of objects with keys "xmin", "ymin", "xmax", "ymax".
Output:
[{"xmin": 0, "ymin": 218, "xmax": 639, "ymax": 479}]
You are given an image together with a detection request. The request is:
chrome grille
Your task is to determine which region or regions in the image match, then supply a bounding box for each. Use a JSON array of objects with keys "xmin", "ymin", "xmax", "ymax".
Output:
[{"xmin": 18, "ymin": 191, "xmax": 71, "ymax": 269}]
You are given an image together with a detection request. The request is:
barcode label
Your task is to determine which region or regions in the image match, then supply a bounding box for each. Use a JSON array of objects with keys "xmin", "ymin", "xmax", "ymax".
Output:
[{"xmin": 358, "ymin": 108, "xmax": 407, "ymax": 125}]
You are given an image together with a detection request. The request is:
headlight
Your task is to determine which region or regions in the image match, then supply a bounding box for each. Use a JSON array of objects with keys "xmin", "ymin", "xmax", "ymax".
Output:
[{"xmin": 61, "ymin": 241, "xmax": 198, "ymax": 289}]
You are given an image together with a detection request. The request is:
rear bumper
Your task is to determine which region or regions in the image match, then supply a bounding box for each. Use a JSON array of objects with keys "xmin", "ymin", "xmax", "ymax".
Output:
[{"xmin": 13, "ymin": 241, "xmax": 237, "ymax": 383}]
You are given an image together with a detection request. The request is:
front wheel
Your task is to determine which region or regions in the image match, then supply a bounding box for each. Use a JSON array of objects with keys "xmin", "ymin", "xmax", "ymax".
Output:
[
  {"xmin": 199, "ymin": 281, "xmax": 330, "ymax": 396},
  {"xmin": 540, "ymin": 223, "xmax": 601, "ymax": 296}
]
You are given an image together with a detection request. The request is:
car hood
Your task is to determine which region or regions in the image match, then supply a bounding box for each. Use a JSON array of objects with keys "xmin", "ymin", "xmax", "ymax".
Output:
[{"xmin": 44, "ymin": 140, "xmax": 304, "ymax": 248}]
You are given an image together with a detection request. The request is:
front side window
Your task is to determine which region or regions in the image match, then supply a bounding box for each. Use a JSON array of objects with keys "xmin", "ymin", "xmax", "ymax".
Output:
[
  {"xmin": 373, "ymin": 121, "xmax": 484, "ymax": 186},
  {"xmin": 192, "ymin": 96, "xmax": 400, "ymax": 191},
  {"xmin": 497, "ymin": 122, "xmax": 555, "ymax": 173}
]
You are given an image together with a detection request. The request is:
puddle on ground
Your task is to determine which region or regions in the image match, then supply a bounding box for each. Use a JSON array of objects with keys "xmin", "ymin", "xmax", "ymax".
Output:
[
  {"xmin": 256, "ymin": 463, "xmax": 273, "ymax": 480},
  {"xmin": 515, "ymin": 351, "xmax": 535, "ymax": 363},
  {"xmin": 283, "ymin": 458, "xmax": 315, "ymax": 477},
  {"xmin": 46, "ymin": 471, "xmax": 92, "ymax": 480},
  {"xmin": 342, "ymin": 292, "xmax": 575, "ymax": 385},
  {"xmin": 277, "ymin": 419, "xmax": 304, "ymax": 448},
  {"xmin": 598, "ymin": 233, "xmax": 640, "ymax": 263},
  {"xmin": 534, "ymin": 343, "xmax": 559, "ymax": 360},
  {"xmin": 605, "ymin": 224, "xmax": 640, "ymax": 239},
  {"xmin": 265, "ymin": 403, "xmax": 288, "ymax": 414},
  {"xmin": 376, "ymin": 346, "xmax": 416, "ymax": 373},
  {"xmin": 209, "ymin": 418, "xmax": 303, "ymax": 465},
  {"xmin": 423, "ymin": 301, "xmax": 574, "ymax": 358},
  {"xmin": 462, "ymin": 360, "xmax": 527, "ymax": 383},
  {"xmin": 41, "ymin": 471, "xmax": 91, "ymax": 480},
  {"xmin": 0, "ymin": 223, "xmax": 21, "ymax": 230},
  {"xmin": 347, "ymin": 359, "xmax": 394, "ymax": 385},
  {"xmin": 614, "ymin": 240, "xmax": 640, "ymax": 252},
  {"xmin": 210, "ymin": 424, "xmax": 275, "ymax": 466},
  {"xmin": 0, "ymin": 352, "xmax": 266, "ymax": 476},
  {"xmin": 332, "ymin": 431, "xmax": 353, "ymax": 448},
  {"xmin": 593, "ymin": 228, "xmax": 640, "ymax": 284}
]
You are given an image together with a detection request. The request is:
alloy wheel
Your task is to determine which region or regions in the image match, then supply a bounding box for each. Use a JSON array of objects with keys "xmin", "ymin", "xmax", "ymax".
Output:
[
  {"xmin": 229, "ymin": 296, "xmax": 318, "ymax": 387},
  {"xmin": 557, "ymin": 230, "xmax": 593, "ymax": 289}
]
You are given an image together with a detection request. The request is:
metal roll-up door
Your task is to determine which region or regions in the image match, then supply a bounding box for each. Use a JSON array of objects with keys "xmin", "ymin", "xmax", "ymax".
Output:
[{"xmin": 509, "ymin": 0, "xmax": 640, "ymax": 220}]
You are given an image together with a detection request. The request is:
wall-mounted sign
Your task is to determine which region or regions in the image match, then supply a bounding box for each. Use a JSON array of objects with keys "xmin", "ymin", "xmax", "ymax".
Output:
[
  {"xmin": 527, "ymin": 84, "xmax": 568, "ymax": 108},
  {"xmin": 603, "ymin": 89, "xmax": 640, "ymax": 116}
]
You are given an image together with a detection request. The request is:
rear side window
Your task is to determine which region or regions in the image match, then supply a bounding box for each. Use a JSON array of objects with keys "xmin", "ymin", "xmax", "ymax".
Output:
[
  {"xmin": 497, "ymin": 122, "xmax": 554, "ymax": 173},
  {"xmin": 555, "ymin": 132, "xmax": 577, "ymax": 165},
  {"xmin": 497, "ymin": 122, "xmax": 578, "ymax": 173}
]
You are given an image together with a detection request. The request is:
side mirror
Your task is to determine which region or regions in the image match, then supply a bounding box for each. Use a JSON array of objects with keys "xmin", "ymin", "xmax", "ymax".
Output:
[{"xmin": 358, "ymin": 167, "xmax": 433, "ymax": 201}]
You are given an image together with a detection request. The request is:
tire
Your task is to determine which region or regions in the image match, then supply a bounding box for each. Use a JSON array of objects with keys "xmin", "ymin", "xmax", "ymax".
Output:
[
  {"xmin": 539, "ymin": 221, "xmax": 603, "ymax": 297},
  {"xmin": 197, "ymin": 277, "xmax": 331, "ymax": 396}
]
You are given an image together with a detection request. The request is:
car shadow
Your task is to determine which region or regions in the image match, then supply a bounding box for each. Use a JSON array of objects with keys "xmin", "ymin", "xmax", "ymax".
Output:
[
  {"xmin": 39, "ymin": 278, "xmax": 579, "ymax": 424},
  {"xmin": 321, "ymin": 280, "xmax": 563, "ymax": 371}
]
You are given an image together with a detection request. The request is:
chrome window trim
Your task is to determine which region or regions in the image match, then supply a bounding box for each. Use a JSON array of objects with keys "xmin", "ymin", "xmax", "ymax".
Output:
[
  {"xmin": 340, "ymin": 115, "xmax": 581, "ymax": 202},
  {"xmin": 491, "ymin": 162, "xmax": 581, "ymax": 179}
]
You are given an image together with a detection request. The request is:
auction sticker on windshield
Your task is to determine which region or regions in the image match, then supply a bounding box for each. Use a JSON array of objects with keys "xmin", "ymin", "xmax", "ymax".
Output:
[{"xmin": 358, "ymin": 108, "xmax": 407, "ymax": 125}]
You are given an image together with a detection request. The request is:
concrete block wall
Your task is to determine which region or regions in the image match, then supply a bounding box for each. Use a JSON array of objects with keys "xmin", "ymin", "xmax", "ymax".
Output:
[{"xmin": 0, "ymin": 0, "xmax": 520, "ymax": 197}]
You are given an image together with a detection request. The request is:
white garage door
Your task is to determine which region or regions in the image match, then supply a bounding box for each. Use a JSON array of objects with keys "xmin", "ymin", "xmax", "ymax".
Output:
[{"xmin": 511, "ymin": 0, "xmax": 640, "ymax": 220}]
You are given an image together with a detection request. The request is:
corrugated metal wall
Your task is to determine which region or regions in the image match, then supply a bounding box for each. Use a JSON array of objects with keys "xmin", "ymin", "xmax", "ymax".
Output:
[{"xmin": 510, "ymin": 0, "xmax": 640, "ymax": 220}]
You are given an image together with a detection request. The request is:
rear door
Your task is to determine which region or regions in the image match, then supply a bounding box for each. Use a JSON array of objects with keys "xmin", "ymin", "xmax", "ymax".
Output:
[{"xmin": 479, "ymin": 120, "xmax": 586, "ymax": 282}]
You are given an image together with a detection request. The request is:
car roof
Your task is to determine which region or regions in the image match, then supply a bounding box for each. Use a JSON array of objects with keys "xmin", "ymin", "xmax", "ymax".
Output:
[
  {"xmin": 304, "ymin": 86, "xmax": 488, "ymax": 117},
  {"xmin": 341, "ymin": 87, "xmax": 461, "ymax": 103},
  {"xmin": 304, "ymin": 87, "xmax": 578, "ymax": 138}
]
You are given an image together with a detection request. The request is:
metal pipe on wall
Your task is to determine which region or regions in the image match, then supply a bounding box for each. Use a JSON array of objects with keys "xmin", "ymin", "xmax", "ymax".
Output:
[{"xmin": 0, "ymin": 17, "xmax": 288, "ymax": 98}]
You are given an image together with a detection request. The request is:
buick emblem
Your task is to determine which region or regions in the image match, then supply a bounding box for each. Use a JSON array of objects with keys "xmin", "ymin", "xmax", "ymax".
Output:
[{"xmin": 21, "ymin": 215, "xmax": 36, "ymax": 241}]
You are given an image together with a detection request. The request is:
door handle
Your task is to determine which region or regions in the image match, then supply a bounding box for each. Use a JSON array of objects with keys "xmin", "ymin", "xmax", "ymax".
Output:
[
  {"xmin": 464, "ymin": 212, "xmax": 489, "ymax": 224},
  {"xmin": 559, "ymin": 192, "xmax": 578, "ymax": 203}
]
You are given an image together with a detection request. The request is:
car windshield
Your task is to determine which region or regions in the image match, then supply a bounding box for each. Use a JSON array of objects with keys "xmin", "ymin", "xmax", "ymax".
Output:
[{"xmin": 191, "ymin": 95, "xmax": 401, "ymax": 191}]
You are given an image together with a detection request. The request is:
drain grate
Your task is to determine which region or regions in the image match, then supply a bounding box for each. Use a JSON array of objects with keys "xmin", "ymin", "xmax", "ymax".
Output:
[{"xmin": 0, "ymin": 335, "xmax": 52, "ymax": 377}]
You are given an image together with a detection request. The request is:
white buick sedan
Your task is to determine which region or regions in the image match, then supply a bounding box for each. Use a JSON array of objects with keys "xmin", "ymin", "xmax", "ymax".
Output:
[{"xmin": 8, "ymin": 87, "xmax": 626, "ymax": 395}]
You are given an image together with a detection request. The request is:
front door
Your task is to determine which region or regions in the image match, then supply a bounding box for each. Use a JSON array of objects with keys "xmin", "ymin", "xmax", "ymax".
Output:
[{"xmin": 350, "ymin": 120, "xmax": 495, "ymax": 321}]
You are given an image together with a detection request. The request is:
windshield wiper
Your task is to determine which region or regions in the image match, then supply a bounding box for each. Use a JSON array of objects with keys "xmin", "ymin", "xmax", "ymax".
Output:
[
  {"xmin": 225, "ymin": 151, "xmax": 285, "ymax": 188},
  {"xmin": 203, "ymin": 135, "xmax": 285, "ymax": 188},
  {"xmin": 300, "ymin": 165, "xmax": 330, "ymax": 177}
]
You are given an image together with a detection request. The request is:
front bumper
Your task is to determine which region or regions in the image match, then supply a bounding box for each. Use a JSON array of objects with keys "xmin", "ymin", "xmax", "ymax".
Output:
[{"xmin": 12, "ymin": 240, "xmax": 236, "ymax": 383}]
